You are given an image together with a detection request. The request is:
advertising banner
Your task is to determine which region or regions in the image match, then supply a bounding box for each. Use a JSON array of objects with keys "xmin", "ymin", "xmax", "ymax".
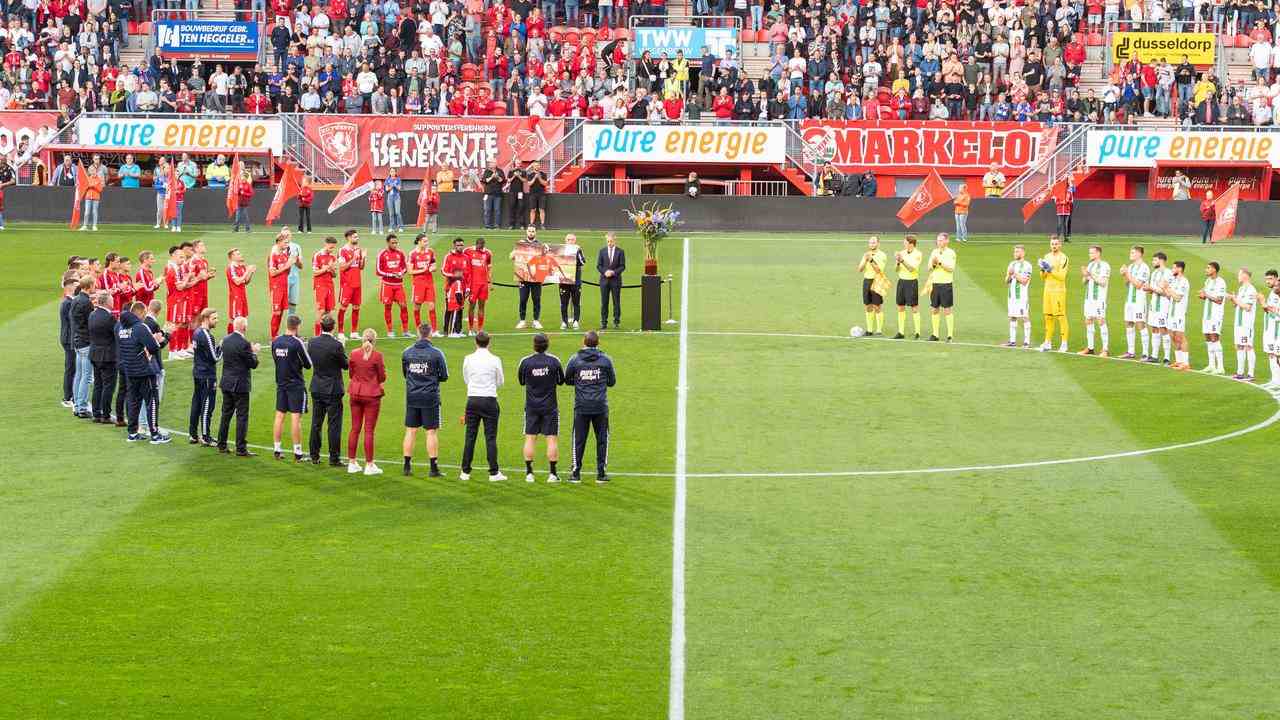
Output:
[
  {"xmin": 1087, "ymin": 129, "xmax": 1279, "ymax": 168},
  {"xmin": 303, "ymin": 116, "xmax": 563, "ymax": 181},
  {"xmin": 75, "ymin": 116, "xmax": 282, "ymax": 154},
  {"xmin": 0, "ymin": 110, "xmax": 61, "ymax": 159},
  {"xmin": 155, "ymin": 20, "xmax": 261, "ymax": 61},
  {"xmin": 1149, "ymin": 165, "xmax": 1266, "ymax": 200},
  {"xmin": 799, "ymin": 120, "xmax": 1047, "ymax": 174},
  {"xmin": 1110, "ymin": 32, "xmax": 1215, "ymax": 65},
  {"xmin": 583, "ymin": 123, "xmax": 786, "ymax": 164},
  {"xmin": 631, "ymin": 26, "xmax": 738, "ymax": 59},
  {"xmin": 510, "ymin": 241, "xmax": 579, "ymax": 285}
]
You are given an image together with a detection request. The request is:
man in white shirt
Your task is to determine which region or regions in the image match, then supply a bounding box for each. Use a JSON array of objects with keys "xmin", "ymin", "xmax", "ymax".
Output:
[{"xmin": 459, "ymin": 331, "xmax": 506, "ymax": 481}]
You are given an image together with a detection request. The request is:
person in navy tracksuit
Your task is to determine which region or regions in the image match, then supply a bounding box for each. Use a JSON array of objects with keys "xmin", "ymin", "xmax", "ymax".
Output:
[
  {"xmin": 189, "ymin": 308, "xmax": 222, "ymax": 446},
  {"xmin": 116, "ymin": 302, "xmax": 171, "ymax": 444},
  {"xmin": 564, "ymin": 330, "xmax": 616, "ymax": 484}
]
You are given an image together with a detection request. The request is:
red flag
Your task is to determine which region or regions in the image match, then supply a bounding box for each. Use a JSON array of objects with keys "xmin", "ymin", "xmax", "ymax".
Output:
[
  {"xmin": 416, "ymin": 171, "xmax": 434, "ymax": 227},
  {"xmin": 265, "ymin": 162, "xmax": 304, "ymax": 226},
  {"xmin": 163, "ymin": 162, "xmax": 180, "ymax": 223},
  {"xmin": 1021, "ymin": 179, "xmax": 1066, "ymax": 223},
  {"xmin": 68, "ymin": 161, "xmax": 88, "ymax": 229},
  {"xmin": 327, "ymin": 158, "xmax": 374, "ymax": 213},
  {"xmin": 896, "ymin": 169, "xmax": 952, "ymax": 228},
  {"xmin": 1211, "ymin": 184, "xmax": 1240, "ymax": 243},
  {"xmin": 225, "ymin": 155, "xmax": 242, "ymax": 218}
]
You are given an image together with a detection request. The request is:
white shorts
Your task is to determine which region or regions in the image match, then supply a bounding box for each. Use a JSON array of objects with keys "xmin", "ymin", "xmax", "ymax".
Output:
[
  {"xmin": 1167, "ymin": 314, "xmax": 1187, "ymax": 333},
  {"xmin": 1235, "ymin": 325, "xmax": 1255, "ymax": 346},
  {"xmin": 1149, "ymin": 312, "xmax": 1168, "ymax": 329},
  {"xmin": 1264, "ymin": 337, "xmax": 1280, "ymax": 355},
  {"xmin": 1084, "ymin": 299, "xmax": 1107, "ymax": 320},
  {"xmin": 1008, "ymin": 299, "xmax": 1029, "ymax": 319},
  {"xmin": 1124, "ymin": 301, "xmax": 1146, "ymax": 323},
  {"xmin": 1203, "ymin": 314, "xmax": 1223, "ymax": 335}
]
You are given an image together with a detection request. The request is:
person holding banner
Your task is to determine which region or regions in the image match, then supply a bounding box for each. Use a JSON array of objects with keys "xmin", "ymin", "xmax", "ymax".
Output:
[
  {"xmin": 419, "ymin": 181, "xmax": 440, "ymax": 233},
  {"xmin": 857, "ymin": 236, "xmax": 888, "ymax": 336},
  {"xmin": 560, "ymin": 233, "xmax": 586, "ymax": 330},
  {"xmin": 1200, "ymin": 189, "xmax": 1216, "ymax": 244},
  {"xmin": 78, "ymin": 155, "xmax": 105, "ymax": 232},
  {"xmin": 232, "ymin": 172, "xmax": 254, "ymax": 233},
  {"xmin": 512, "ymin": 226, "xmax": 546, "ymax": 330},
  {"xmin": 465, "ymin": 237, "xmax": 493, "ymax": 334},
  {"xmin": 297, "ymin": 175, "xmax": 314, "ymax": 233}
]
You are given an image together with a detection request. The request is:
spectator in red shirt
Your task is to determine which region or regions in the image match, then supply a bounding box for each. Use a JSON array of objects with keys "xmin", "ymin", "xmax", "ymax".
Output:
[
  {"xmin": 233, "ymin": 172, "xmax": 254, "ymax": 233},
  {"xmin": 1200, "ymin": 190, "xmax": 1216, "ymax": 244},
  {"xmin": 297, "ymin": 176, "xmax": 314, "ymax": 234},
  {"xmin": 712, "ymin": 86, "xmax": 734, "ymax": 118}
]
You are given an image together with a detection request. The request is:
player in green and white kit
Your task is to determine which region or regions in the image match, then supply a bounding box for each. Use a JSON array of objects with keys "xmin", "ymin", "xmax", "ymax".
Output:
[
  {"xmin": 1166, "ymin": 260, "xmax": 1191, "ymax": 370},
  {"xmin": 1197, "ymin": 261, "xmax": 1228, "ymax": 374},
  {"xmin": 1120, "ymin": 246, "xmax": 1151, "ymax": 360},
  {"xmin": 1004, "ymin": 244, "xmax": 1033, "ymax": 347},
  {"xmin": 1144, "ymin": 252, "xmax": 1174, "ymax": 365},
  {"xmin": 1228, "ymin": 267, "xmax": 1259, "ymax": 381},
  {"xmin": 1078, "ymin": 245, "xmax": 1110, "ymax": 356},
  {"xmin": 1261, "ymin": 269, "xmax": 1280, "ymax": 389}
]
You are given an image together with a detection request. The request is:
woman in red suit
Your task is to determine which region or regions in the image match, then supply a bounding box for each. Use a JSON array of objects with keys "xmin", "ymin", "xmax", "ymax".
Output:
[{"xmin": 347, "ymin": 328, "xmax": 387, "ymax": 475}]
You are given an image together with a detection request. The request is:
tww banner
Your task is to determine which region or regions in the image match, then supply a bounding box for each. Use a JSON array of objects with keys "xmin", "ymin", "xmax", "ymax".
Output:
[
  {"xmin": 1211, "ymin": 184, "xmax": 1240, "ymax": 243},
  {"xmin": 327, "ymin": 159, "xmax": 374, "ymax": 214},
  {"xmin": 896, "ymin": 170, "xmax": 952, "ymax": 228},
  {"xmin": 266, "ymin": 162, "xmax": 304, "ymax": 226}
]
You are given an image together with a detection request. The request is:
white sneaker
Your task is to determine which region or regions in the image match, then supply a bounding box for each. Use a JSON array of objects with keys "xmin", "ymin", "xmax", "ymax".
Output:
[
  {"xmin": 430, "ymin": 331, "xmax": 443, "ymax": 338},
  {"xmin": 1201, "ymin": 365, "xmax": 1214, "ymax": 373},
  {"xmin": 459, "ymin": 471, "xmax": 471, "ymax": 481},
  {"xmin": 560, "ymin": 321, "xmax": 567, "ymax": 330},
  {"xmin": 1038, "ymin": 341, "xmax": 1052, "ymax": 352},
  {"xmin": 531, "ymin": 320, "xmax": 543, "ymax": 329},
  {"xmin": 336, "ymin": 332, "xmax": 346, "ymax": 341},
  {"xmin": 347, "ymin": 460, "xmax": 362, "ymax": 474},
  {"xmin": 547, "ymin": 473, "xmax": 560, "ymax": 484},
  {"xmin": 363, "ymin": 462, "xmax": 383, "ymax": 475},
  {"xmin": 516, "ymin": 320, "xmax": 528, "ymax": 329},
  {"xmin": 171, "ymin": 226, "xmax": 178, "ymax": 232},
  {"xmin": 153, "ymin": 223, "xmax": 160, "ymax": 229},
  {"xmin": 1058, "ymin": 343, "xmax": 1069, "ymax": 353},
  {"xmin": 525, "ymin": 472, "xmax": 536, "ymax": 483},
  {"xmin": 489, "ymin": 472, "xmax": 508, "ymax": 482},
  {"xmin": 78, "ymin": 225, "xmax": 87, "ymax": 231},
  {"xmin": 60, "ymin": 400, "xmax": 73, "ymax": 408},
  {"xmin": 92, "ymin": 226, "xmax": 98, "ymax": 231},
  {"xmin": 572, "ymin": 321, "xmax": 580, "ymax": 330},
  {"xmin": 386, "ymin": 330, "xmax": 395, "ymax": 338}
]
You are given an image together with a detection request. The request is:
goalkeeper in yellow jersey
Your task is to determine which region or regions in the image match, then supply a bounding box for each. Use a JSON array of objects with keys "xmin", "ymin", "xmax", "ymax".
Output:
[{"xmin": 1038, "ymin": 235, "xmax": 1070, "ymax": 352}]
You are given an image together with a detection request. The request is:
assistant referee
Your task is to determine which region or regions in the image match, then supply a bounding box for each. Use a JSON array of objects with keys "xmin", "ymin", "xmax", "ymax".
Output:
[
  {"xmin": 857, "ymin": 236, "xmax": 887, "ymax": 336},
  {"xmin": 927, "ymin": 232, "xmax": 957, "ymax": 342},
  {"xmin": 893, "ymin": 234, "xmax": 922, "ymax": 339}
]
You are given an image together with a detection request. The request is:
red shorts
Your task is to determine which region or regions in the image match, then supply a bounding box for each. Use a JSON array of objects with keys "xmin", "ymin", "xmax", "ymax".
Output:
[
  {"xmin": 228, "ymin": 293, "xmax": 249, "ymax": 320},
  {"xmin": 314, "ymin": 284, "xmax": 336, "ymax": 311},
  {"xmin": 270, "ymin": 283, "xmax": 289, "ymax": 312},
  {"xmin": 169, "ymin": 297, "xmax": 191, "ymax": 323},
  {"xmin": 413, "ymin": 280, "xmax": 436, "ymax": 304},
  {"xmin": 340, "ymin": 284, "xmax": 362, "ymax": 307},
  {"xmin": 469, "ymin": 281, "xmax": 490, "ymax": 301},
  {"xmin": 380, "ymin": 283, "xmax": 407, "ymax": 306}
]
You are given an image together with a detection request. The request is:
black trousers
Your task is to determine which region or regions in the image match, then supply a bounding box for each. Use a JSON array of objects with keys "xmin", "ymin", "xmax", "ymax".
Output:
[
  {"xmin": 572, "ymin": 411, "xmax": 609, "ymax": 477},
  {"xmin": 444, "ymin": 290, "xmax": 465, "ymax": 334},
  {"xmin": 518, "ymin": 282, "xmax": 542, "ymax": 320},
  {"xmin": 298, "ymin": 206, "xmax": 312, "ymax": 232},
  {"xmin": 460, "ymin": 396, "xmax": 500, "ymax": 474},
  {"xmin": 559, "ymin": 283, "xmax": 581, "ymax": 323},
  {"xmin": 217, "ymin": 389, "xmax": 251, "ymax": 453},
  {"xmin": 61, "ymin": 343, "xmax": 74, "ymax": 401},
  {"xmin": 189, "ymin": 377, "xmax": 218, "ymax": 439},
  {"xmin": 1202, "ymin": 218, "xmax": 1215, "ymax": 243},
  {"xmin": 309, "ymin": 392, "xmax": 345, "ymax": 462},
  {"xmin": 507, "ymin": 193, "xmax": 523, "ymax": 227},
  {"xmin": 126, "ymin": 375, "xmax": 159, "ymax": 436},
  {"xmin": 1057, "ymin": 213, "xmax": 1071, "ymax": 240},
  {"xmin": 114, "ymin": 366, "xmax": 128, "ymax": 421},
  {"xmin": 91, "ymin": 359, "xmax": 117, "ymax": 419},
  {"xmin": 600, "ymin": 278, "xmax": 622, "ymax": 325}
]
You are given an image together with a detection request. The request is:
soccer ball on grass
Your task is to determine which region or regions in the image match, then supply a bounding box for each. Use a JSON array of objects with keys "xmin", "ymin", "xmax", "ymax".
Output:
[{"xmin": 850, "ymin": 326, "xmax": 866, "ymax": 338}]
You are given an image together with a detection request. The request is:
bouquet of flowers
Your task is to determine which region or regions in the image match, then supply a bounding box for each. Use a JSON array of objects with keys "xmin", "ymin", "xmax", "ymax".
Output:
[{"xmin": 624, "ymin": 201, "xmax": 682, "ymax": 271}]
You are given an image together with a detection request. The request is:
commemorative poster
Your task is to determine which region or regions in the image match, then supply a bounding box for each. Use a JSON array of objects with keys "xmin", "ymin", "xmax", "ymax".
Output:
[{"xmin": 510, "ymin": 241, "xmax": 581, "ymax": 285}]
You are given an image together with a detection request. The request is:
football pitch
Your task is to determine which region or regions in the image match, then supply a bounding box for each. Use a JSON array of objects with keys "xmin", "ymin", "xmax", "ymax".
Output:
[{"xmin": 4, "ymin": 223, "xmax": 1280, "ymax": 718}]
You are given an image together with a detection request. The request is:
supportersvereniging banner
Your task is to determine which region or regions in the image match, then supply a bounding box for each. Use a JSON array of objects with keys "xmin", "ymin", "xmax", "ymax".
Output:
[
  {"xmin": 1110, "ymin": 32, "xmax": 1215, "ymax": 65},
  {"xmin": 1086, "ymin": 128, "xmax": 1278, "ymax": 167},
  {"xmin": 155, "ymin": 20, "xmax": 260, "ymax": 61},
  {"xmin": 583, "ymin": 123, "xmax": 786, "ymax": 164}
]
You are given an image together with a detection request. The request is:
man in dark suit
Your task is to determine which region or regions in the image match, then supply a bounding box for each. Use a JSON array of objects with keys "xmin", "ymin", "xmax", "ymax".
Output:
[
  {"xmin": 217, "ymin": 315, "xmax": 261, "ymax": 456},
  {"xmin": 307, "ymin": 314, "xmax": 349, "ymax": 466},
  {"xmin": 87, "ymin": 291, "xmax": 119, "ymax": 424},
  {"xmin": 596, "ymin": 232, "xmax": 626, "ymax": 329},
  {"xmin": 59, "ymin": 275, "xmax": 78, "ymax": 408}
]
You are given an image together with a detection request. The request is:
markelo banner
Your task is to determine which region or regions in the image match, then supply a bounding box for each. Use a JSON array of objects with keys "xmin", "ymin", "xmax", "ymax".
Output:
[
  {"xmin": 1087, "ymin": 129, "xmax": 1280, "ymax": 167},
  {"xmin": 583, "ymin": 123, "xmax": 787, "ymax": 164},
  {"xmin": 631, "ymin": 26, "xmax": 737, "ymax": 59},
  {"xmin": 75, "ymin": 116, "xmax": 282, "ymax": 154},
  {"xmin": 1110, "ymin": 32, "xmax": 1215, "ymax": 65},
  {"xmin": 155, "ymin": 20, "xmax": 261, "ymax": 61},
  {"xmin": 510, "ymin": 241, "xmax": 580, "ymax": 285},
  {"xmin": 0, "ymin": 110, "xmax": 61, "ymax": 159},
  {"xmin": 304, "ymin": 116, "xmax": 563, "ymax": 181},
  {"xmin": 800, "ymin": 120, "xmax": 1047, "ymax": 174}
]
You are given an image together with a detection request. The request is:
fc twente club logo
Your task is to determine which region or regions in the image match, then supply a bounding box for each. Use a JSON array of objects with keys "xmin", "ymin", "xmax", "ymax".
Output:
[
  {"xmin": 317, "ymin": 121, "xmax": 359, "ymax": 170},
  {"xmin": 912, "ymin": 186, "xmax": 933, "ymax": 210}
]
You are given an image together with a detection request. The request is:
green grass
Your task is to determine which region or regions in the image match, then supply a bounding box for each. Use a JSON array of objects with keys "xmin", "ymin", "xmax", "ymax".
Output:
[{"xmin": 3, "ymin": 223, "xmax": 1280, "ymax": 718}]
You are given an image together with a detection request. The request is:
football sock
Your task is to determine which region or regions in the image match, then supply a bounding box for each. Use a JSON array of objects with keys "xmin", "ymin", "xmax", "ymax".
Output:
[
  {"xmin": 1209, "ymin": 341, "xmax": 1221, "ymax": 370},
  {"xmin": 413, "ymin": 308, "xmax": 421, "ymax": 328},
  {"xmin": 404, "ymin": 456, "xmax": 412, "ymax": 472},
  {"xmin": 1057, "ymin": 315, "xmax": 1068, "ymax": 343},
  {"xmin": 875, "ymin": 312, "xmax": 884, "ymax": 333},
  {"xmin": 1043, "ymin": 314, "xmax": 1055, "ymax": 344},
  {"xmin": 314, "ymin": 321, "xmax": 321, "ymax": 336},
  {"xmin": 865, "ymin": 310, "xmax": 873, "ymax": 332},
  {"xmin": 945, "ymin": 314, "xmax": 954, "ymax": 337},
  {"xmin": 931, "ymin": 314, "xmax": 940, "ymax": 336},
  {"xmin": 1023, "ymin": 320, "xmax": 1032, "ymax": 343},
  {"xmin": 549, "ymin": 460, "xmax": 557, "ymax": 473},
  {"xmin": 1099, "ymin": 325, "xmax": 1109, "ymax": 351},
  {"xmin": 1141, "ymin": 328, "xmax": 1150, "ymax": 356},
  {"xmin": 400, "ymin": 306, "xmax": 409, "ymax": 333},
  {"xmin": 1248, "ymin": 351, "xmax": 1257, "ymax": 376},
  {"xmin": 429, "ymin": 457, "xmax": 439, "ymax": 472},
  {"xmin": 1126, "ymin": 326, "xmax": 1135, "ymax": 353},
  {"xmin": 351, "ymin": 308, "xmax": 360, "ymax": 330},
  {"xmin": 292, "ymin": 443, "xmax": 302, "ymax": 456},
  {"xmin": 469, "ymin": 307, "xmax": 476, "ymax": 331},
  {"xmin": 1238, "ymin": 349, "xmax": 1246, "ymax": 373},
  {"xmin": 913, "ymin": 311, "xmax": 922, "ymax": 336},
  {"xmin": 1163, "ymin": 334, "xmax": 1172, "ymax": 360},
  {"xmin": 525, "ymin": 460, "xmax": 533, "ymax": 474},
  {"xmin": 429, "ymin": 309, "xmax": 438, "ymax": 332},
  {"xmin": 269, "ymin": 313, "xmax": 281, "ymax": 338},
  {"xmin": 478, "ymin": 309, "xmax": 485, "ymax": 330},
  {"xmin": 337, "ymin": 307, "xmax": 346, "ymax": 333},
  {"xmin": 1271, "ymin": 356, "xmax": 1280, "ymax": 382},
  {"xmin": 274, "ymin": 441, "xmax": 282, "ymax": 452},
  {"xmin": 1009, "ymin": 319, "xmax": 1017, "ymax": 343},
  {"xmin": 900, "ymin": 310, "xmax": 908, "ymax": 333},
  {"xmin": 383, "ymin": 306, "xmax": 392, "ymax": 331},
  {"xmin": 1176, "ymin": 350, "xmax": 1188, "ymax": 365},
  {"xmin": 1086, "ymin": 324, "xmax": 1095, "ymax": 350}
]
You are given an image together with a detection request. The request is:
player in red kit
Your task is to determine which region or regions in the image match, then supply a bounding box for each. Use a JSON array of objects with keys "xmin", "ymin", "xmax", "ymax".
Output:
[
  {"xmin": 164, "ymin": 244, "xmax": 193, "ymax": 359},
  {"xmin": 267, "ymin": 230, "xmax": 294, "ymax": 338},
  {"xmin": 101, "ymin": 252, "xmax": 124, "ymax": 317},
  {"xmin": 312, "ymin": 235, "xmax": 339, "ymax": 336},
  {"xmin": 187, "ymin": 239, "xmax": 213, "ymax": 316},
  {"xmin": 336, "ymin": 228, "xmax": 365, "ymax": 340},
  {"xmin": 408, "ymin": 231, "xmax": 440, "ymax": 336},
  {"xmin": 465, "ymin": 237, "xmax": 493, "ymax": 333},
  {"xmin": 375, "ymin": 232, "xmax": 409, "ymax": 337},
  {"xmin": 115, "ymin": 256, "xmax": 136, "ymax": 315},
  {"xmin": 225, "ymin": 247, "xmax": 256, "ymax": 334},
  {"xmin": 441, "ymin": 237, "xmax": 469, "ymax": 337},
  {"xmin": 134, "ymin": 250, "xmax": 160, "ymax": 307}
]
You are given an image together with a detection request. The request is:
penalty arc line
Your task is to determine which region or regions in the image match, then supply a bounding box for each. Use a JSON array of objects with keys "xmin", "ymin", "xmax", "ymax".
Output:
[{"xmin": 669, "ymin": 237, "xmax": 689, "ymax": 720}]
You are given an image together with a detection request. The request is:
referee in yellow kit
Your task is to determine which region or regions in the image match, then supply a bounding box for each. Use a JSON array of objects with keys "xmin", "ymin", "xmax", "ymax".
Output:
[
  {"xmin": 927, "ymin": 232, "xmax": 957, "ymax": 342},
  {"xmin": 893, "ymin": 234, "xmax": 922, "ymax": 339},
  {"xmin": 857, "ymin": 236, "xmax": 887, "ymax": 335}
]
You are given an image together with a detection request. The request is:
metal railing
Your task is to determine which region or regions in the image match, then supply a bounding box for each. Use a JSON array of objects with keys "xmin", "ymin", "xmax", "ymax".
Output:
[
  {"xmin": 279, "ymin": 113, "xmax": 349, "ymax": 184},
  {"xmin": 1001, "ymin": 122, "xmax": 1091, "ymax": 199},
  {"xmin": 578, "ymin": 177, "xmax": 791, "ymax": 195},
  {"xmin": 1102, "ymin": 19, "xmax": 1225, "ymax": 81}
]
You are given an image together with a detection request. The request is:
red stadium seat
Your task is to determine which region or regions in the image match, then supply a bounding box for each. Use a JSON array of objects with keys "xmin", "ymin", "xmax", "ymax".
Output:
[
  {"xmin": 563, "ymin": 29, "xmax": 580, "ymax": 46},
  {"xmin": 597, "ymin": 26, "xmax": 612, "ymax": 40},
  {"xmin": 492, "ymin": 101, "xmax": 507, "ymax": 115},
  {"xmin": 740, "ymin": 29, "xmax": 757, "ymax": 42},
  {"xmin": 1219, "ymin": 33, "xmax": 1236, "ymax": 47},
  {"xmin": 1086, "ymin": 32, "xmax": 1103, "ymax": 46},
  {"xmin": 613, "ymin": 28, "xmax": 630, "ymax": 41},
  {"xmin": 138, "ymin": 21, "xmax": 152, "ymax": 36},
  {"xmin": 1237, "ymin": 34, "xmax": 1252, "ymax": 47},
  {"xmin": 549, "ymin": 26, "xmax": 566, "ymax": 42},
  {"xmin": 581, "ymin": 29, "xmax": 597, "ymax": 46},
  {"xmin": 461, "ymin": 63, "xmax": 480, "ymax": 81},
  {"xmin": 475, "ymin": 84, "xmax": 492, "ymax": 101}
]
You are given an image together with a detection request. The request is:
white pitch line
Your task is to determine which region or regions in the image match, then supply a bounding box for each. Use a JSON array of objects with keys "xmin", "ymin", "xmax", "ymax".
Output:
[{"xmin": 669, "ymin": 238, "xmax": 690, "ymax": 720}]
